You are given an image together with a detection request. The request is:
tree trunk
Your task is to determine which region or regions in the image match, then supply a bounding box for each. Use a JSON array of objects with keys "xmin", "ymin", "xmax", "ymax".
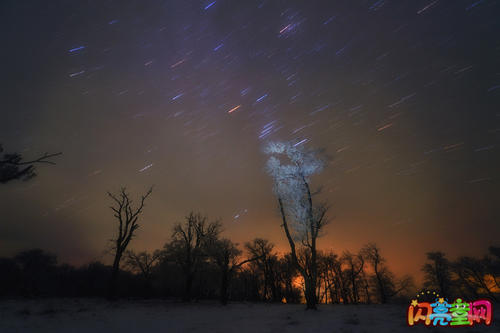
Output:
[
  {"xmin": 184, "ymin": 272, "xmax": 193, "ymax": 301},
  {"xmin": 220, "ymin": 269, "xmax": 229, "ymax": 305},
  {"xmin": 304, "ymin": 277, "xmax": 317, "ymax": 310},
  {"xmin": 373, "ymin": 261, "xmax": 387, "ymax": 304},
  {"xmin": 108, "ymin": 251, "xmax": 122, "ymax": 300},
  {"xmin": 351, "ymin": 275, "xmax": 358, "ymax": 304},
  {"xmin": 364, "ymin": 279, "xmax": 371, "ymax": 304}
]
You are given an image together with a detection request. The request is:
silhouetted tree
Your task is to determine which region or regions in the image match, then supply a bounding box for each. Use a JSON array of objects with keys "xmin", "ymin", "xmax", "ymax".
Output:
[
  {"xmin": 14, "ymin": 249, "xmax": 57, "ymax": 297},
  {"xmin": 164, "ymin": 212, "xmax": 221, "ymax": 301},
  {"xmin": 264, "ymin": 141, "xmax": 329, "ymax": 310},
  {"xmin": 125, "ymin": 249, "xmax": 162, "ymax": 296},
  {"xmin": 485, "ymin": 246, "xmax": 500, "ymax": 290},
  {"xmin": 278, "ymin": 254, "xmax": 301, "ymax": 303},
  {"xmin": 342, "ymin": 250, "xmax": 365, "ymax": 304},
  {"xmin": 78, "ymin": 261, "xmax": 113, "ymax": 297},
  {"xmin": 317, "ymin": 251, "xmax": 341, "ymax": 304},
  {"xmin": 245, "ymin": 238, "xmax": 280, "ymax": 301},
  {"xmin": 422, "ymin": 251, "xmax": 453, "ymax": 297},
  {"xmin": 0, "ymin": 143, "xmax": 61, "ymax": 184},
  {"xmin": 0, "ymin": 257, "xmax": 20, "ymax": 296},
  {"xmin": 125, "ymin": 250, "xmax": 162, "ymax": 279},
  {"xmin": 208, "ymin": 238, "xmax": 260, "ymax": 305},
  {"xmin": 107, "ymin": 186, "xmax": 153, "ymax": 300},
  {"xmin": 362, "ymin": 243, "xmax": 413, "ymax": 303},
  {"xmin": 234, "ymin": 265, "xmax": 261, "ymax": 301},
  {"xmin": 452, "ymin": 256, "xmax": 498, "ymax": 302}
]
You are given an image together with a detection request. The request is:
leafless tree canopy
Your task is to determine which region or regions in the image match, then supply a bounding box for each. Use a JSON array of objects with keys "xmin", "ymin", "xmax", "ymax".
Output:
[
  {"xmin": 107, "ymin": 186, "xmax": 153, "ymax": 300},
  {"xmin": 0, "ymin": 143, "xmax": 61, "ymax": 184},
  {"xmin": 361, "ymin": 243, "xmax": 414, "ymax": 303},
  {"xmin": 125, "ymin": 250, "xmax": 162, "ymax": 279},
  {"xmin": 164, "ymin": 212, "xmax": 221, "ymax": 301},
  {"xmin": 207, "ymin": 238, "xmax": 261, "ymax": 305}
]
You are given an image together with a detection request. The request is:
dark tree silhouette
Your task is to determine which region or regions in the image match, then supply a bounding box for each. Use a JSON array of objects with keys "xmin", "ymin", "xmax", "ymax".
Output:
[
  {"xmin": 362, "ymin": 243, "xmax": 413, "ymax": 303},
  {"xmin": 164, "ymin": 212, "xmax": 221, "ymax": 301},
  {"xmin": 264, "ymin": 141, "xmax": 329, "ymax": 310},
  {"xmin": 0, "ymin": 257, "xmax": 20, "ymax": 297},
  {"xmin": 125, "ymin": 249, "xmax": 162, "ymax": 296},
  {"xmin": 485, "ymin": 246, "xmax": 500, "ymax": 290},
  {"xmin": 208, "ymin": 238, "xmax": 260, "ymax": 305},
  {"xmin": 452, "ymin": 256, "xmax": 498, "ymax": 302},
  {"xmin": 125, "ymin": 250, "xmax": 162, "ymax": 280},
  {"xmin": 317, "ymin": 252, "xmax": 341, "ymax": 304},
  {"xmin": 244, "ymin": 238, "xmax": 280, "ymax": 301},
  {"xmin": 0, "ymin": 143, "xmax": 61, "ymax": 184},
  {"xmin": 422, "ymin": 251, "xmax": 453, "ymax": 297},
  {"xmin": 278, "ymin": 254, "xmax": 301, "ymax": 303},
  {"xmin": 14, "ymin": 249, "xmax": 57, "ymax": 297},
  {"xmin": 107, "ymin": 186, "xmax": 153, "ymax": 300},
  {"xmin": 362, "ymin": 243, "xmax": 388, "ymax": 303},
  {"xmin": 342, "ymin": 250, "xmax": 365, "ymax": 304}
]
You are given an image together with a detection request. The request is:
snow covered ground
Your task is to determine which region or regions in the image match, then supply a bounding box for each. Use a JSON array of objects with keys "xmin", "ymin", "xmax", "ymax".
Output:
[{"xmin": 0, "ymin": 299, "xmax": 498, "ymax": 332}]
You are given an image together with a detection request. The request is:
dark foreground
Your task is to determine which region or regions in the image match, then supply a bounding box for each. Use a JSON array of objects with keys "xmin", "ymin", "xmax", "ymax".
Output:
[{"xmin": 0, "ymin": 299, "xmax": 498, "ymax": 332}]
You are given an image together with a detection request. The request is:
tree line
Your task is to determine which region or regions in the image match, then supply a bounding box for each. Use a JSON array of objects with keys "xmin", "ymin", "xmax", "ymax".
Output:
[
  {"xmin": 1, "ymin": 141, "xmax": 499, "ymax": 308},
  {"xmin": 1, "ymin": 235, "xmax": 498, "ymax": 306},
  {"xmin": 422, "ymin": 249, "xmax": 500, "ymax": 302}
]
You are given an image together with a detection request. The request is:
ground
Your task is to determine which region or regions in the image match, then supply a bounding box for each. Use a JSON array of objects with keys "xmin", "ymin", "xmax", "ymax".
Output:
[{"xmin": 0, "ymin": 299, "xmax": 498, "ymax": 332}]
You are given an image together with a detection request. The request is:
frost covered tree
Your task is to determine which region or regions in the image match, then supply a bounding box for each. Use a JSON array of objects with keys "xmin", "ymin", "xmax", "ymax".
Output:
[{"xmin": 264, "ymin": 141, "xmax": 329, "ymax": 309}]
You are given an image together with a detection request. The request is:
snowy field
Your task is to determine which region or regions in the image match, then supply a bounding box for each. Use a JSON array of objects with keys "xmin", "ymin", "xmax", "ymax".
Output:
[{"xmin": 0, "ymin": 299, "xmax": 498, "ymax": 333}]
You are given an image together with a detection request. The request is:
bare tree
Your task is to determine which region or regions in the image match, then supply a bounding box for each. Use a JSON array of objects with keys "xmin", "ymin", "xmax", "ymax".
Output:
[
  {"xmin": 361, "ymin": 243, "xmax": 413, "ymax": 303},
  {"xmin": 125, "ymin": 250, "xmax": 162, "ymax": 278},
  {"xmin": 264, "ymin": 141, "xmax": 329, "ymax": 309},
  {"xmin": 245, "ymin": 238, "xmax": 280, "ymax": 301},
  {"xmin": 328, "ymin": 251, "xmax": 350, "ymax": 304},
  {"xmin": 14, "ymin": 249, "xmax": 57, "ymax": 296},
  {"xmin": 317, "ymin": 252, "xmax": 341, "ymax": 304},
  {"xmin": 164, "ymin": 212, "xmax": 221, "ymax": 301},
  {"xmin": 107, "ymin": 186, "xmax": 153, "ymax": 300},
  {"xmin": 452, "ymin": 256, "xmax": 498, "ymax": 302},
  {"xmin": 278, "ymin": 254, "xmax": 301, "ymax": 303},
  {"xmin": 342, "ymin": 250, "xmax": 365, "ymax": 304},
  {"xmin": 0, "ymin": 143, "xmax": 61, "ymax": 184},
  {"xmin": 422, "ymin": 251, "xmax": 453, "ymax": 297},
  {"xmin": 208, "ymin": 238, "xmax": 261, "ymax": 305},
  {"xmin": 485, "ymin": 246, "xmax": 500, "ymax": 290},
  {"xmin": 125, "ymin": 249, "xmax": 162, "ymax": 296}
]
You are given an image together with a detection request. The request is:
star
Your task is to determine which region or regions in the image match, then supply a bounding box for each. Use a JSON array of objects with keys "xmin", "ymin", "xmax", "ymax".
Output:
[
  {"xmin": 438, "ymin": 298, "xmax": 445, "ymax": 303},
  {"xmin": 411, "ymin": 299, "xmax": 418, "ymax": 307}
]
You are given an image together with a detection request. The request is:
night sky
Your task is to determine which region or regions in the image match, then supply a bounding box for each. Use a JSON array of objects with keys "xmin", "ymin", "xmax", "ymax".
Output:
[{"xmin": 1, "ymin": 0, "xmax": 499, "ymax": 281}]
